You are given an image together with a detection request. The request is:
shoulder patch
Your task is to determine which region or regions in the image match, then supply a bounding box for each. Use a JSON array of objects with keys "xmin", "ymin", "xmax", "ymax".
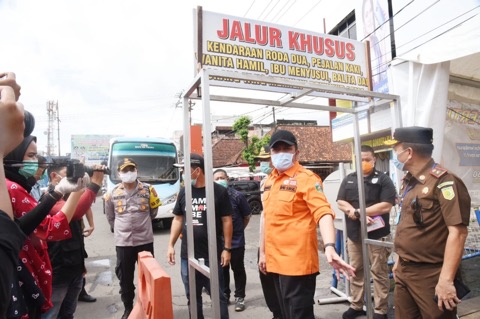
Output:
[
  {"xmin": 149, "ymin": 186, "xmax": 162, "ymax": 208},
  {"xmin": 315, "ymin": 181, "xmax": 324, "ymax": 193},
  {"xmin": 430, "ymin": 166, "xmax": 448, "ymax": 178},
  {"xmin": 441, "ymin": 186, "xmax": 455, "ymax": 200}
]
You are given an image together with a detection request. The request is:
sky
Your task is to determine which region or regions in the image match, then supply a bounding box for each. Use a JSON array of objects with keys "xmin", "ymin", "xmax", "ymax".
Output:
[{"xmin": 0, "ymin": 0, "xmax": 353, "ymax": 155}]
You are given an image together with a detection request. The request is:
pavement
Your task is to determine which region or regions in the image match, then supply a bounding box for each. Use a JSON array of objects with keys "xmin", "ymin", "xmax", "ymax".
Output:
[
  {"xmin": 75, "ymin": 200, "xmax": 375, "ymax": 318},
  {"xmin": 72, "ymin": 201, "xmax": 480, "ymax": 318}
]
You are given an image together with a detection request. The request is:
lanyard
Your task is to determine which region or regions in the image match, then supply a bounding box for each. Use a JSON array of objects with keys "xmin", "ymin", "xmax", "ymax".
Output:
[{"xmin": 395, "ymin": 179, "xmax": 417, "ymax": 225}]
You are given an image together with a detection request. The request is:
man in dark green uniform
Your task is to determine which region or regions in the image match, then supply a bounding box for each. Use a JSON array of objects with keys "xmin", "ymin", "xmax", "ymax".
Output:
[{"xmin": 385, "ymin": 126, "xmax": 471, "ymax": 319}]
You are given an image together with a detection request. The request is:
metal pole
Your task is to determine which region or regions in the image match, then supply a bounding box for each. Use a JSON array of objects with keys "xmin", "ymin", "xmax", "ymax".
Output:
[
  {"xmin": 56, "ymin": 101, "xmax": 60, "ymax": 156},
  {"xmin": 183, "ymin": 95, "xmax": 198, "ymax": 319},
  {"xmin": 201, "ymin": 69, "xmax": 221, "ymax": 319},
  {"xmin": 352, "ymin": 104, "xmax": 374, "ymax": 319}
]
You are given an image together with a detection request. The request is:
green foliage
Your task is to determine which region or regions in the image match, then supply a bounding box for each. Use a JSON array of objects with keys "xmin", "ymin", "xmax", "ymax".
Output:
[
  {"xmin": 232, "ymin": 116, "xmax": 271, "ymax": 172},
  {"xmin": 232, "ymin": 116, "xmax": 251, "ymax": 145}
]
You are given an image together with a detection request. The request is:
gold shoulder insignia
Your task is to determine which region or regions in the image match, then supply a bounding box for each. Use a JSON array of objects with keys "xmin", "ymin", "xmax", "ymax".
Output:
[{"xmin": 430, "ymin": 166, "xmax": 448, "ymax": 178}]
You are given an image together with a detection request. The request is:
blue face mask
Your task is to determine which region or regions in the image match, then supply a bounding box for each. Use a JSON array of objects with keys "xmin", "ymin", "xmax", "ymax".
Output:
[
  {"xmin": 19, "ymin": 160, "xmax": 39, "ymax": 178},
  {"xmin": 271, "ymin": 152, "xmax": 294, "ymax": 171},
  {"xmin": 260, "ymin": 161, "xmax": 273, "ymax": 175},
  {"xmin": 392, "ymin": 148, "xmax": 409, "ymax": 171},
  {"xmin": 215, "ymin": 180, "xmax": 228, "ymax": 188}
]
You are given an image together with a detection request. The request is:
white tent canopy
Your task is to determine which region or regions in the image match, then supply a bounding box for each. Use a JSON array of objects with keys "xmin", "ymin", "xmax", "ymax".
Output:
[{"xmin": 389, "ymin": 13, "xmax": 480, "ymax": 205}]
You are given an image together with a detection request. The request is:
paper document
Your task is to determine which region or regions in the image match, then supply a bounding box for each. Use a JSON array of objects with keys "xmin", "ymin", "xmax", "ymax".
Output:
[{"xmin": 367, "ymin": 216, "xmax": 385, "ymax": 232}]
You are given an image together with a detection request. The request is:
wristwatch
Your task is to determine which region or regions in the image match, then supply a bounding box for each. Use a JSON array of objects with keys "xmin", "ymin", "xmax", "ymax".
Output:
[
  {"xmin": 223, "ymin": 247, "xmax": 232, "ymax": 253},
  {"xmin": 354, "ymin": 209, "xmax": 360, "ymax": 218},
  {"xmin": 324, "ymin": 243, "xmax": 336, "ymax": 252}
]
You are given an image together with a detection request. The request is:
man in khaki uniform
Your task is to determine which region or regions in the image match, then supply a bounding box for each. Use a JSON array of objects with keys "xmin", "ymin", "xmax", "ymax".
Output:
[
  {"xmin": 105, "ymin": 158, "xmax": 161, "ymax": 319},
  {"xmin": 385, "ymin": 126, "xmax": 471, "ymax": 319}
]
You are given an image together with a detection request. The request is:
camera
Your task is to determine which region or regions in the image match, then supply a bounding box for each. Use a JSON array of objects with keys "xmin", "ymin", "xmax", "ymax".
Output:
[{"xmin": 63, "ymin": 160, "xmax": 111, "ymax": 182}]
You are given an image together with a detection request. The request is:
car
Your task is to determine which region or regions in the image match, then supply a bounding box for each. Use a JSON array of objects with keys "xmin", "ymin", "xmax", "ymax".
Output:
[{"xmin": 228, "ymin": 179, "xmax": 263, "ymax": 214}]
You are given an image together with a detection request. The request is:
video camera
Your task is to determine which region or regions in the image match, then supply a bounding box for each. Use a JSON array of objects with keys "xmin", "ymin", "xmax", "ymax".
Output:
[{"xmin": 62, "ymin": 159, "xmax": 111, "ymax": 182}]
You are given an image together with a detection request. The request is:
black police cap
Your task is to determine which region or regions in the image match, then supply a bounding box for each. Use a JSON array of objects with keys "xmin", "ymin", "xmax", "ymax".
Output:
[{"xmin": 384, "ymin": 126, "xmax": 433, "ymax": 146}]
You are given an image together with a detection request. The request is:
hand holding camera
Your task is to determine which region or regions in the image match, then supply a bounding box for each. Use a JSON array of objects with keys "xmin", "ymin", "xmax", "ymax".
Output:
[
  {"xmin": 89, "ymin": 164, "xmax": 107, "ymax": 186},
  {"xmin": 54, "ymin": 173, "xmax": 90, "ymax": 195}
]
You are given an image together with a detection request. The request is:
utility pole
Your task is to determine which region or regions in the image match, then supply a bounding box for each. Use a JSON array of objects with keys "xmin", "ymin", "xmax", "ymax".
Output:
[
  {"xmin": 56, "ymin": 101, "xmax": 61, "ymax": 156},
  {"xmin": 272, "ymin": 106, "xmax": 276, "ymax": 127},
  {"xmin": 46, "ymin": 100, "xmax": 60, "ymax": 156}
]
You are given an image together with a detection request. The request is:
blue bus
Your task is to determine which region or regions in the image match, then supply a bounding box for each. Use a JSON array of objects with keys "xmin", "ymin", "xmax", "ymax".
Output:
[{"xmin": 105, "ymin": 137, "xmax": 180, "ymax": 228}]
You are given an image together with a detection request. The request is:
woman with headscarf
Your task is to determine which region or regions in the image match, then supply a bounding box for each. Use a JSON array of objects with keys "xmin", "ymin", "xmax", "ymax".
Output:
[{"xmin": 3, "ymin": 135, "xmax": 88, "ymax": 319}]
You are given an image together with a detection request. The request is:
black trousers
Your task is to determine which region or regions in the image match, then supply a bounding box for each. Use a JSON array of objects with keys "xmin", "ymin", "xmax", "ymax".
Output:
[
  {"xmin": 223, "ymin": 246, "xmax": 247, "ymax": 299},
  {"xmin": 272, "ymin": 273, "xmax": 317, "ymax": 319},
  {"xmin": 115, "ymin": 243, "xmax": 154, "ymax": 308},
  {"xmin": 258, "ymin": 249, "xmax": 283, "ymax": 318}
]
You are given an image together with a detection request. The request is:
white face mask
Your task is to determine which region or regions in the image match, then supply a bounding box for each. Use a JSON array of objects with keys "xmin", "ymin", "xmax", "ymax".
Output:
[
  {"xmin": 119, "ymin": 171, "xmax": 137, "ymax": 183},
  {"xmin": 271, "ymin": 152, "xmax": 294, "ymax": 171}
]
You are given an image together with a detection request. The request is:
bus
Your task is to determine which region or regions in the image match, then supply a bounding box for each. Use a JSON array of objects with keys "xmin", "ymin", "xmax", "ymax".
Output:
[{"xmin": 105, "ymin": 137, "xmax": 180, "ymax": 229}]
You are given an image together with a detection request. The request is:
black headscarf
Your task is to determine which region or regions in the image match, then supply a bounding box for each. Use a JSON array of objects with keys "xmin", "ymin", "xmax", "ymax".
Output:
[{"xmin": 4, "ymin": 135, "xmax": 37, "ymax": 192}]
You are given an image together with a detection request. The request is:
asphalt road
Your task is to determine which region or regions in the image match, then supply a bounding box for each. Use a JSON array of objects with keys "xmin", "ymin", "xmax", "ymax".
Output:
[{"xmin": 75, "ymin": 199, "xmax": 375, "ymax": 319}]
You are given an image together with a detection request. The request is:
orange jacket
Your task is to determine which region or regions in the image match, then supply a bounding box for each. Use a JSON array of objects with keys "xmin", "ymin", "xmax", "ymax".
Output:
[{"xmin": 263, "ymin": 162, "xmax": 334, "ymax": 275}]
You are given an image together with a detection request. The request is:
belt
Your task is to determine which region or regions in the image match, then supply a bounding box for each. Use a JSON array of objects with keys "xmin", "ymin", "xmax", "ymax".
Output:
[{"xmin": 399, "ymin": 256, "xmax": 442, "ymax": 266}]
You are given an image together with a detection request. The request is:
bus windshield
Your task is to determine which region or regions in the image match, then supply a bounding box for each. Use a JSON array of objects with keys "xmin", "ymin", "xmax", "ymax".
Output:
[{"xmin": 109, "ymin": 141, "xmax": 179, "ymax": 184}]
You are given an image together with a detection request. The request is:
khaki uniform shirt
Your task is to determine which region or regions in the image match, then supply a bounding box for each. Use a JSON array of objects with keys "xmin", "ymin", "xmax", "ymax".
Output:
[
  {"xmin": 105, "ymin": 181, "xmax": 160, "ymax": 247},
  {"xmin": 263, "ymin": 162, "xmax": 334, "ymax": 276},
  {"xmin": 394, "ymin": 159, "xmax": 470, "ymax": 264}
]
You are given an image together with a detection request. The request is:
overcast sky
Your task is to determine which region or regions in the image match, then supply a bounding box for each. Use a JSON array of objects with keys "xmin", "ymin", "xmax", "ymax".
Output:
[{"xmin": 0, "ymin": 0, "xmax": 351, "ymax": 154}]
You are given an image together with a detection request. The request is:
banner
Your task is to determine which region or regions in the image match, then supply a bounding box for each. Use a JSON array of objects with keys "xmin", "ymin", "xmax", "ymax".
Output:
[
  {"xmin": 443, "ymin": 100, "xmax": 480, "ymax": 205},
  {"xmin": 198, "ymin": 10, "xmax": 370, "ymax": 94},
  {"xmin": 71, "ymin": 135, "xmax": 116, "ymax": 165}
]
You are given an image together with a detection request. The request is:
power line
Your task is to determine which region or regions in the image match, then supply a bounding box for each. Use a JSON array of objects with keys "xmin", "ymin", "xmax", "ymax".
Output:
[
  {"xmin": 243, "ymin": 0, "xmax": 256, "ymax": 17},
  {"xmin": 271, "ymin": 0, "xmax": 295, "ymax": 23},
  {"xmin": 261, "ymin": 0, "xmax": 282, "ymax": 21},
  {"xmin": 256, "ymin": 0, "xmax": 275, "ymax": 20},
  {"xmin": 293, "ymin": 0, "xmax": 323, "ymax": 27}
]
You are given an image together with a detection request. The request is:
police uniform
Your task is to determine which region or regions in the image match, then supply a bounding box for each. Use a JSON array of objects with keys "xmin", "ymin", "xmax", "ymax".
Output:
[
  {"xmin": 337, "ymin": 169, "xmax": 396, "ymax": 316},
  {"xmin": 104, "ymin": 158, "xmax": 161, "ymax": 314},
  {"xmin": 385, "ymin": 127, "xmax": 471, "ymax": 319}
]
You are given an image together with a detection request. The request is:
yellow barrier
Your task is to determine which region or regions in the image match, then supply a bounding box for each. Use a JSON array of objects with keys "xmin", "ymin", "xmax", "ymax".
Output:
[{"xmin": 128, "ymin": 251, "xmax": 173, "ymax": 319}]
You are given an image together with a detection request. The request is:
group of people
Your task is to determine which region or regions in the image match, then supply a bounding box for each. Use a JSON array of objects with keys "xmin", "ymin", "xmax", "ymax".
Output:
[
  {"xmin": 165, "ymin": 127, "xmax": 471, "ymax": 319},
  {"xmin": 1, "ymin": 71, "xmax": 471, "ymax": 319},
  {"xmin": 0, "ymin": 72, "xmax": 105, "ymax": 319}
]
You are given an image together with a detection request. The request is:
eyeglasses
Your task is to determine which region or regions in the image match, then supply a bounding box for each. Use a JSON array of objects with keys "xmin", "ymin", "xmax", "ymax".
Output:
[{"xmin": 410, "ymin": 196, "xmax": 424, "ymax": 227}]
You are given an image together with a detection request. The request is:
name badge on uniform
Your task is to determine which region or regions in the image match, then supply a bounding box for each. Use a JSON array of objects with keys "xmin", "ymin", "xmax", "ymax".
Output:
[{"xmin": 280, "ymin": 185, "xmax": 297, "ymax": 192}]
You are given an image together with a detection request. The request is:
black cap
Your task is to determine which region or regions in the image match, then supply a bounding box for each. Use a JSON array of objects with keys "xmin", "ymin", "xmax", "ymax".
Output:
[
  {"xmin": 269, "ymin": 130, "xmax": 297, "ymax": 148},
  {"xmin": 174, "ymin": 153, "xmax": 204, "ymax": 170},
  {"xmin": 118, "ymin": 158, "xmax": 137, "ymax": 171},
  {"xmin": 384, "ymin": 126, "xmax": 433, "ymax": 146}
]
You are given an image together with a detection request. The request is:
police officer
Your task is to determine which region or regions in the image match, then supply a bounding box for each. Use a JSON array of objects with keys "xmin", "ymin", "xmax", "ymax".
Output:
[
  {"xmin": 385, "ymin": 126, "xmax": 470, "ymax": 319},
  {"xmin": 104, "ymin": 158, "xmax": 161, "ymax": 319}
]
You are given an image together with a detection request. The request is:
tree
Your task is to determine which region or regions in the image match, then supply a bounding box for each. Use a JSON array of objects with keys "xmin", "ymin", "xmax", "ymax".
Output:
[{"xmin": 232, "ymin": 116, "xmax": 270, "ymax": 172}]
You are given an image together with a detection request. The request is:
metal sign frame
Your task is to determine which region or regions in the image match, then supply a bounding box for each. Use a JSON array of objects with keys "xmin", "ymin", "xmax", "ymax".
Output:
[{"xmin": 181, "ymin": 67, "xmax": 401, "ymax": 319}]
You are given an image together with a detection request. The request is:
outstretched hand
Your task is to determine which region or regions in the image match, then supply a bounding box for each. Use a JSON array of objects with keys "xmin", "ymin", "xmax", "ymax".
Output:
[{"xmin": 324, "ymin": 248, "xmax": 356, "ymax": 280}]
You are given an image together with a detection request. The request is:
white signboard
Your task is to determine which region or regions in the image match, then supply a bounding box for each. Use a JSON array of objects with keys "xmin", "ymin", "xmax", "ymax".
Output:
[
  {"xmin": 443, "ymin": 100, "xmax": 480, "ymax": 205},
  {"xmin": 71, "ymin": 135, "xmax": 116, "ymax": 165},
  {"xmin": 198, "ymin": 10, "xmax": 370, "ymax": 93}
]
